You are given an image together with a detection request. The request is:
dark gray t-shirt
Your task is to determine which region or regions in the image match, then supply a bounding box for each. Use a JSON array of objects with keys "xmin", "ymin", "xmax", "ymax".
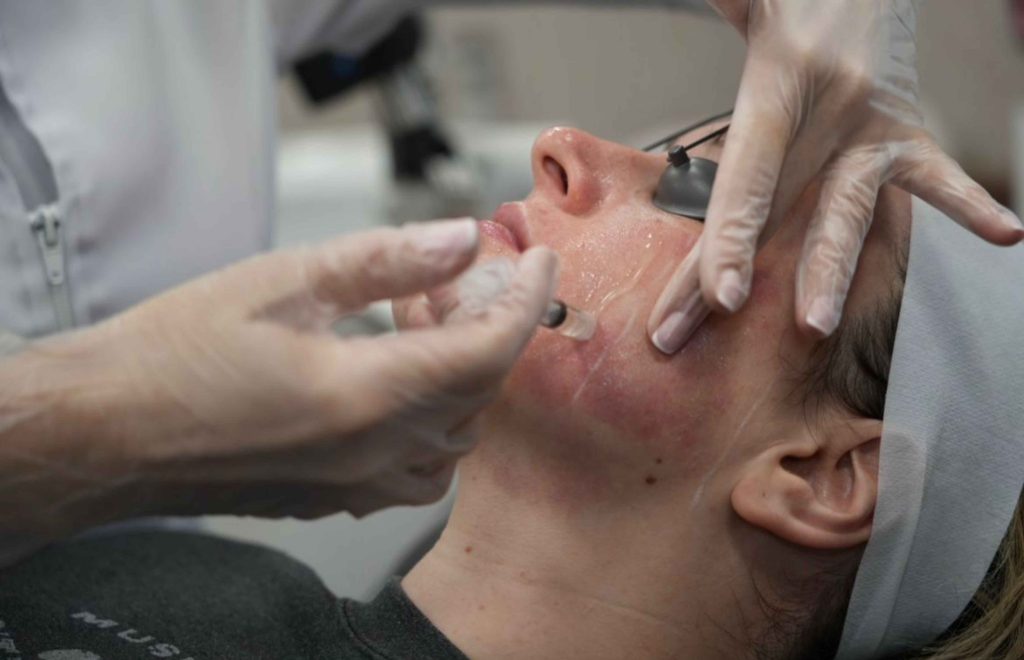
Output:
[{"xmin": 0, "ymin": 531, "xmax": 467, "ymax": 660}]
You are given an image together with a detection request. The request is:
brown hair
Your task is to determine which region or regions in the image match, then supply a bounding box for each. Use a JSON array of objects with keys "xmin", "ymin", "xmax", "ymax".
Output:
[
  {"xmin": 767, "ymin": 235, "xmax": 1023, "ymax": 660},
  {"xmin": 904, "ymin": 491, "xmax": 1024, "ymax": 659}
]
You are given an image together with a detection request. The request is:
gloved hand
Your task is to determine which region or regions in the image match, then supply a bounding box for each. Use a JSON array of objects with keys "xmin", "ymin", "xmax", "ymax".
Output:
[
  {"xmin": 648, "ymin": 0, "xmax": 1024, "ymax": 354},
  {"xmin": 0, "ymin": 219, "xmax": 558, "ymax": 538}
]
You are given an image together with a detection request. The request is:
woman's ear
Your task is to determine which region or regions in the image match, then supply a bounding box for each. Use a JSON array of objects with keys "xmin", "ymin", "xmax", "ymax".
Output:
[{"xmin": 731, "ymin": 418, "xmax": 881, "ymax": 550}]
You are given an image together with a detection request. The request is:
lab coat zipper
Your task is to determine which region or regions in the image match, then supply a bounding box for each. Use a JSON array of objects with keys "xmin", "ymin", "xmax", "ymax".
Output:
[
  {"xmin": 0, "ymin": 77, "xmax": 75, "ymax": 332},
  {"xmin": 29, "ymin": 204, "xmax": 74, "ymax": 330}
]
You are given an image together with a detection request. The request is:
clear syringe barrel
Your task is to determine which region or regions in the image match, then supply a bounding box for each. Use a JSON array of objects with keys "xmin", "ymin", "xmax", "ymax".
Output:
[{"xmin": 541, "ymin": 300, "xmax": 597, "ymax": 341}]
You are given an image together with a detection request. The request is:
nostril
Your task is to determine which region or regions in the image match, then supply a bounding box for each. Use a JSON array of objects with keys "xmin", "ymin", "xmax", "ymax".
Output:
[{"xmin": 543, "ymin": 156, "xmax": 569, "ymax": 196}]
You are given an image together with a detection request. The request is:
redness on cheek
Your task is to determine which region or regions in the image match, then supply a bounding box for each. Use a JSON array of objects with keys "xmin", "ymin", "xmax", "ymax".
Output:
[
  {"xmin": 576, "ymin": 358, "xmax": 723, "ymax": 457},
  {"xmin": 511, "ymin": 308, "xmax": 715, "ymax": 455},
  {"xmin": 747, "ymin": 266, "xmax": 782, "ymax": 311},
  {"xmin": 495, "ymin": 218, "xmax": 722, "ymax": 460}
]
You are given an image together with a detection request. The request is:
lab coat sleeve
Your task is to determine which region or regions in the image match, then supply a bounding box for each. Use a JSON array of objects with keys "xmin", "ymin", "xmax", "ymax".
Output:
[{"xmin": 271, "ymin": 0, "xmax": 714, "ymax": 66}]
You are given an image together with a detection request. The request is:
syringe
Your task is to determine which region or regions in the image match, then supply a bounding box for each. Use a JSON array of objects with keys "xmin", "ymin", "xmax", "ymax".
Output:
[{"xmin": 541, "ymin": 299, "xmax": 597, "ymax": 341}]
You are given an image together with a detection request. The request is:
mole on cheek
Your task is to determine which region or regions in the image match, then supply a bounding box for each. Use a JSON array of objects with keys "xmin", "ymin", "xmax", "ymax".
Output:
[
  {"xmin": 645, "ymin": 475, "xmax": 658, "ymax": 486},
  {"xmin": 465, "ymin": 545, "xmax": 473, "ymax": 554}
]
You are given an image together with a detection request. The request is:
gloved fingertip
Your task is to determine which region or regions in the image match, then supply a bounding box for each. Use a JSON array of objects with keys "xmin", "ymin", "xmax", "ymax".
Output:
[
  {"xmin": 520, "ymin": 244, "xmax": 560, "ymax": 274},
  {"xmin": 805, "ymin": 296, "xmax": 841, "ymax": 338},
  {"xmin": 452, "ymin": 258, "xmax": 516, "ymax": 321},
  {"xmin": 651, "ymin": 312, "xmax": 689, "ymax": 355},
  {"xmin": 518, "ymin": 246, "xmax": 561, "ymax": 299},
  {"xmin": 405, "ymin": 218, "xmax": 480, "ymax": 264},
  {"xmin": 650, "ymin": 291, "xmax": 710, "ymax": 355},
  {"xmin": 998, "ymin": 207, "xmax": 1024, "ymax": 239},
  {"xmin": 714, "ymin": 269, "xmax": 750, "ymax": 314},
  {"xmin": 447, "ymin": 248, "xmax": 559, "ymax": 326}
]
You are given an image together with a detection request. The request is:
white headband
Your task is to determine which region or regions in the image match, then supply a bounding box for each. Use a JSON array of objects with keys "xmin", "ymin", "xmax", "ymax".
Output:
[{"xmin": 836, "ymin": 198, "xmax": 1024, "ymax": 658}]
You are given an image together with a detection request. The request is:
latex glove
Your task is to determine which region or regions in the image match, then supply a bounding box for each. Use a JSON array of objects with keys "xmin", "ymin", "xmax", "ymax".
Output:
[
  {"xmin": 0, "ymin": 219, "xmax": 558, "ymax": 538},
  {"xmin": 648, "ymin": 0, "xmax": 1024, "ymax": 354}
]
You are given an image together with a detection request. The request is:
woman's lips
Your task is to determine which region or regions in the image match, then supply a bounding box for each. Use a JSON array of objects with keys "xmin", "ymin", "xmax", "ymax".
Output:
[
  {"xmin": 493, "ymin": 202, "xmax": 531, "ymax": 251},
  {"xmin": 479, "ymin": 220, "xmax": 519, "ymax": 251}
]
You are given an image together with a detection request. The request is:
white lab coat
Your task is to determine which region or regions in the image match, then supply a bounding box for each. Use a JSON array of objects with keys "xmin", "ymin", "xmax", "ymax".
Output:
[
  {"xmin": 0, "ymin": 0, "xmax": 708, "ymax": 565},
  {"xmin": 0, "ymin": 1, "xmax": 415, "ymax": 340}
]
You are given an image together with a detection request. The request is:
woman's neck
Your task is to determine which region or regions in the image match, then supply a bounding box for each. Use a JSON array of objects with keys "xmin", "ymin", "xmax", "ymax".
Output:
[{"xmin": 401, "ymin": 436, "xmax": 758, "ymax": 660}]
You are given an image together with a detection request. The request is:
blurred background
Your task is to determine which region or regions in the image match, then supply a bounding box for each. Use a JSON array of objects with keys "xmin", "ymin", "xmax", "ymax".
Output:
[{"xmin": 205, "ymin": 1, "xmax": 1024, "ymax": 600}]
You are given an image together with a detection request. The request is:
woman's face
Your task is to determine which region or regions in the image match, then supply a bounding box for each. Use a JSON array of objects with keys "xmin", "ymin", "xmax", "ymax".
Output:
[{"xmin": 405, "ymin": 124, "xmax": 906, "ymax": 484}]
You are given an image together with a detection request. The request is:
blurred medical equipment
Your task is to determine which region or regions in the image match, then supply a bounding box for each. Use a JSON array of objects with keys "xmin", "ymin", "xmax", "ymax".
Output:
[
  {"xmin": 836, "ymin": 199, "xmax": 1024, "ymax": 658},
  {"xmin": 293, "ymin": 14, "xmax": 483, "ymax": 224},
  {"xmin": 645, "ymin": 110, "xmax": 732, "ymax": 220}
]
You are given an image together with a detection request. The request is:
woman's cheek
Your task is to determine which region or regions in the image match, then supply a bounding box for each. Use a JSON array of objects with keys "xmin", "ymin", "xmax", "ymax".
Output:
[
  {"xmin": 499, "ymin": 299, "xmax": 720, "ymax": 456},
  {"xmin": 490, "ymin": 206, "xmax": 712, "ymax": 451}
]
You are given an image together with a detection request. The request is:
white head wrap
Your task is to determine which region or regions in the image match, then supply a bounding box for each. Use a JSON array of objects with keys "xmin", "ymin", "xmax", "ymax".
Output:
[{"xmin": 836, "ymin": 198, "xmax": 1024, "ymax": 658}]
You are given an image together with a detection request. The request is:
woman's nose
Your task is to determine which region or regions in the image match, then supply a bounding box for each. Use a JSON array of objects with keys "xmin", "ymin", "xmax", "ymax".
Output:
[{"xmin": 531, "ymin": 127, "xmax": 607, "ymax": 216}]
